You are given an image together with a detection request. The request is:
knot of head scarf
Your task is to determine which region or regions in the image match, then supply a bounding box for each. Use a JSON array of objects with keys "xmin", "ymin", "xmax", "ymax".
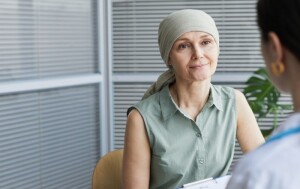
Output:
[{"xmin": 142, "ymin": 9, "xmax": 219, "ymax": 100}]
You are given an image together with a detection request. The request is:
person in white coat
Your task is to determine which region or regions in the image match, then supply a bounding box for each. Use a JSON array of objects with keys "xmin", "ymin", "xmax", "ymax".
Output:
[{"xmin": 227, "ymin": 0, "xmax": 300, "ymax": 188}]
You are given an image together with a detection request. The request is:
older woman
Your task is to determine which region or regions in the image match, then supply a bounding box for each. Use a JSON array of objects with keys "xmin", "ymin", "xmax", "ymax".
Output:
[{"xmin": 122, "ymin": 9, "xmax": 264, "ymax": 189}]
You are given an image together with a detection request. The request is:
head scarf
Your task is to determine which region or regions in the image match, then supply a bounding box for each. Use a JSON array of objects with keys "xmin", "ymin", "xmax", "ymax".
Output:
[{"xmin": 142, "ymin": 9, "xmax": 219, "ymax": 100}]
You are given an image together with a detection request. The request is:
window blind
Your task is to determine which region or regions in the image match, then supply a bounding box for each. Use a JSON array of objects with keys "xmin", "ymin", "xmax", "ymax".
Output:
[
  {"xmin": 0, "ymin": 0, "xmax": 97, "ymax": 81},
  {"xmin": 0, "ymin": 0, "xmax": 100, "ymax": 188},
  {"xmin": 0, "ymin": 85, "xmax": 99, "ymax": 189}
]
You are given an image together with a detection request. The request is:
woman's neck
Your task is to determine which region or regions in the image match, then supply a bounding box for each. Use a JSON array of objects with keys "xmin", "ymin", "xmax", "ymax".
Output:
[
  {"xmin": 170, "ymin": 81, "xmax": 211, "ymax": 120},
  {"xmin": 286, "ymin": 56, "xmax": 300, "ymax": 113}
]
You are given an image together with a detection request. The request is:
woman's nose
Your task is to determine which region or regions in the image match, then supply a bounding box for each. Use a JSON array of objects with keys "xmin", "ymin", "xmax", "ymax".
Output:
[{"xmin": 192, "ymin": 46, "xmax": 204, "ymax": 59}]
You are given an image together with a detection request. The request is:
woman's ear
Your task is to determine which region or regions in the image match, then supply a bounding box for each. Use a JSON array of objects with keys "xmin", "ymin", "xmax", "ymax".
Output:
[{"xmin": 268, "ymin": 32, "xmax": 284, "ymax": 63}]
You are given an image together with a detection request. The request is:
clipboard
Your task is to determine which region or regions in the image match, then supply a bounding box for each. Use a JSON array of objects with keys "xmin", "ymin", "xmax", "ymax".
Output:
[{"xmin": 178, "ymin": 175, "xmax": 231, "ymax": 189}]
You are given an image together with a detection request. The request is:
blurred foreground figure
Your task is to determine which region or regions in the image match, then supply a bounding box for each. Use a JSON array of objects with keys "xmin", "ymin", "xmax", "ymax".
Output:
[{"xmin": 227, "ymin": 0, "xmax": 300, "ymax": 188}]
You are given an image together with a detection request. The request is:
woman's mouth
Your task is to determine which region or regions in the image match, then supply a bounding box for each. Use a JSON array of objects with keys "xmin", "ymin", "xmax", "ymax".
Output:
[{"xmin": 189, "ymin": 63, "xmax": 208, "ymax": 68}]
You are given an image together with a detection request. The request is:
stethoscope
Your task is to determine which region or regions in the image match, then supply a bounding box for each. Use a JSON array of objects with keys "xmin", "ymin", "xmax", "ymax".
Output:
[{"xmin": 265, "ymin": 126, "xmax": 300, "ymax": 144}]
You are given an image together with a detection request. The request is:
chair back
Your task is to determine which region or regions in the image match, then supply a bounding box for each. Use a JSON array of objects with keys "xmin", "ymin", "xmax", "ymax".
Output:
[{"xmin": 92, "ymin": 149, "xmax": 124, "ymax": 189}]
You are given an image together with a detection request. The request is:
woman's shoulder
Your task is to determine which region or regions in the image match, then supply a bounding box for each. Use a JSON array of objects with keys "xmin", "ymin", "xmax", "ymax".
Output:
[
  {"xmin": 127, "ymin": 90, "xmax": 163, "ymax": 116},
  {"xmin": 211, "ymin": 84, "xmax": 236, "ymax": 98},
  {"xmin": 138, "ymin": 91, "xmax": 161, "ymax": 107}
]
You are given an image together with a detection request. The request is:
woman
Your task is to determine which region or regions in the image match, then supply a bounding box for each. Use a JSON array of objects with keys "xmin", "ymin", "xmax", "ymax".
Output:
[
  {"xmin": 227, "ymin": 0, "xmax": 300, "ymax": 188},
  {"xmin": 122, "ymin": 9, "xmax": 264, "ymax": 189}
]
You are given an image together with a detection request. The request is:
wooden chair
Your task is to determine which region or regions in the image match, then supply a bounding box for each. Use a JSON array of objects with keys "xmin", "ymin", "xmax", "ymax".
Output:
[{"xmin": 92, "ymin": 149, "xmax": 124, "ymax": 189}]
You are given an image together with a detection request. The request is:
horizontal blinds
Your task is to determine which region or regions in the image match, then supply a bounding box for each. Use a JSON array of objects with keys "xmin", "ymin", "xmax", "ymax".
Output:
[
  {"xmin": 113, "ymin": 82, "xmax": 292, "ymax": 169},
  {"xmin": 114, "ymin": 82, "xmax": 151, "ymax": 148},
  {"xmin": 0, "ymin": 85, "xmax": 100, "ymax": 189},
  {"xmin": 112, "ymin": 0, "xmax": 263, "ymax": 73},
  {"xmin": 0, "ymin": 0, "xmax": 97, "ymax": 81}
]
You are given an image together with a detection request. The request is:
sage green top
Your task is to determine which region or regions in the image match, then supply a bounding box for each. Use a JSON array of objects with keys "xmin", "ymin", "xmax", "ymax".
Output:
[{"xmin": 131, "ymin": 84, "xmax": 237, "ymax": 189}]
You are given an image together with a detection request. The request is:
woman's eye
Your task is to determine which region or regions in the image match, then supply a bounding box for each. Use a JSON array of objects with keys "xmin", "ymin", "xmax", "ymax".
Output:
[
  {"xmin": 202, "ymin": 40, "xmax": 212, "ymax": 45},
  {"xmin": 178, "ymin": 43, "xmax": 189, "ymax": 49}
]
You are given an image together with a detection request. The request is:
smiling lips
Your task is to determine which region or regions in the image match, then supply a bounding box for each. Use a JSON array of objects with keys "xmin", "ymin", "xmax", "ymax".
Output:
[{"xmin": 189, "ymin": 63, "xmax": 209, "ymax": 68}]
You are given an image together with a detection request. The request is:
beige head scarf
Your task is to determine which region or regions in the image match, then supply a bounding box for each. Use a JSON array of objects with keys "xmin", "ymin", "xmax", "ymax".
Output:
[{"xmin": 142, "ymin": 9, "xmax": 219, "ymax": 100}]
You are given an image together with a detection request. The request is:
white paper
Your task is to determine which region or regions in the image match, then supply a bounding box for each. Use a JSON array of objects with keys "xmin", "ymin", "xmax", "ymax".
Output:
[{"xmin": 179, "ymin": 175, "xmax": 231, "ymax": 189}]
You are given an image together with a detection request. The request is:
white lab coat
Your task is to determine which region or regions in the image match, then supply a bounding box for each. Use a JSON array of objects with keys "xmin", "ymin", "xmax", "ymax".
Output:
[{"xmin": 226, "ymin": 113, "xmax": 300, "ymax": 189}]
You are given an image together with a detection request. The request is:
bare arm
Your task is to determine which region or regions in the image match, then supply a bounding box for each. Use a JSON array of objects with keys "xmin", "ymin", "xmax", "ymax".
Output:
[
  {"xmin": 235, "ymin": 90, "xmax": 265, "ymax": 153},
  {"xmin": 122, "ymin": 109, "xmax": 151, "ymax": 189}
]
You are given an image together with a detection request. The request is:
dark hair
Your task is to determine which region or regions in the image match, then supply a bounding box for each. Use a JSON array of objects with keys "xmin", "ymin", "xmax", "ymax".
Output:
[{"xmin": 256, "ymin": 0, "xmax": 300, "ymax": 61}]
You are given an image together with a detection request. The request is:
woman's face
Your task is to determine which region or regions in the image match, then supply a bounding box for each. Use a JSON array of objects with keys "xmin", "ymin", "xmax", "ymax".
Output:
[{"xmin": 168, "ymin": 31, "xmax": 219, "ymax": 83}]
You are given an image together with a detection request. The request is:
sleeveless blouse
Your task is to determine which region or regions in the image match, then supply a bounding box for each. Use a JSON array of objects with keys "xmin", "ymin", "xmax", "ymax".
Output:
[{"xmin": 131, "ymin": 84, "xmax": 237, "ymax": 189}]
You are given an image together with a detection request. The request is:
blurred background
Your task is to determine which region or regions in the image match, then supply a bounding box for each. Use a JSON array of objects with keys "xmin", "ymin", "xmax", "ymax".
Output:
[{"xmin": 0, "ymin": 0, "xmax": 292, "ymax": 188}]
